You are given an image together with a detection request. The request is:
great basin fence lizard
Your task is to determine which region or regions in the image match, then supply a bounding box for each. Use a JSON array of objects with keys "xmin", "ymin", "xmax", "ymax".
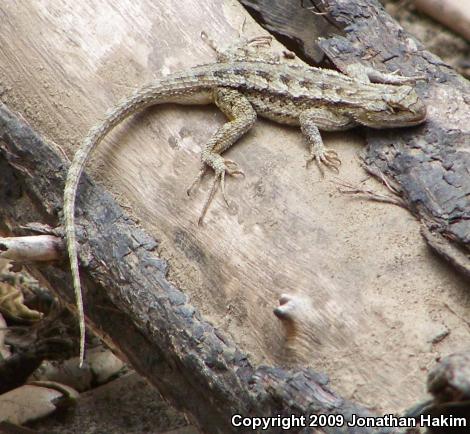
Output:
[{"xmin": 63, "ymin": 35, "xmax": 426, "ymax": 365}]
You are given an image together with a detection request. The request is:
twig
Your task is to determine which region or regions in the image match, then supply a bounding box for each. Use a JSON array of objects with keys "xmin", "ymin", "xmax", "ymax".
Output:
[{"xmin": 333, "ymin": 177, "xmax": 407, "ymax": 208}]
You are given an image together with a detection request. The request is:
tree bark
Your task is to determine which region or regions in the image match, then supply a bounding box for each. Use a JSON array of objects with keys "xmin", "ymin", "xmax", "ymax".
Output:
[
  {"xmin": 1, "ymin": 0, "xmax": 469, "ymax": 432},
  {"xmin": 0, "ymin": 102, "xmax": 377, "ymax": 433}
]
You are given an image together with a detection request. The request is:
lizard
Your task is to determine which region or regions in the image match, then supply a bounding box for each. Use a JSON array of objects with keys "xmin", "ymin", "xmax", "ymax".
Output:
[{"xmin": 63, "ymin": 36, "xmax": 427, "ymax": 366}]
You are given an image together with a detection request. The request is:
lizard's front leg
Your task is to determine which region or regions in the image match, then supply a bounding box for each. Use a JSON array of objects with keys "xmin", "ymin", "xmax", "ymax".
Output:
[
  {"xmin": 187, "ymin": 87, "xmax": 257, "ymax": 224},
  {"xmin": 299, "ymin": 108, "xmax": 352, "ymax": 174},
  {"xmin": 342, "ymin": 63, "xmax": 425, "ymax": 85}
]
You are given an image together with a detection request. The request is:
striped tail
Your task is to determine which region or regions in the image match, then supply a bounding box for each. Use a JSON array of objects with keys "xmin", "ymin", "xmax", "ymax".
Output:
[{"xmin": 63, "ymin": 78, "xmax": 213, "ymax": 366}]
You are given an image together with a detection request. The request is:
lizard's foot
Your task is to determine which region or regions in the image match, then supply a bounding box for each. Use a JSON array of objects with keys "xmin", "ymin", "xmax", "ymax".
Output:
[
  {"xmin": 342, "ymin": 63, "xmax": 427, "ymax": 85},
  {"xmin": 186, "ymin": 165, "xmax": 208, "ymax": 197},
  {"xmin": 216, "ymin": 159, "xmax": 245, "ymax": 208},
  {"xmin": 245, "ymin": 35, "xmax": 272, "ymax": 49},
  {"xmin": 188, "ymin": 159, "xmax": 244, "ymax": 225},
  {"xmin": 0, "ymin": 281, "xmax": 43, "ymax": 322},
  {"xmin": 202, "ymin": 29, "xmax": 279, "ymax": 64},
  {"xmin": 306, "ymin": 147, "xmax": 341, "ymax": 175}
]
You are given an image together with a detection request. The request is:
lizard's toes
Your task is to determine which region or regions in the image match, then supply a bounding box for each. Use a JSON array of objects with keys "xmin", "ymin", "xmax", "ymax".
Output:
[
  {"xmin": 224, "ymin": 159, "xmax": 245, "ymax": 177},
  {"xmin": 187, "ymin": 166, "xmax": 208, "ymax": 196},
  {"xmin": 247, "ymin": 35, "xmax": 272, "ymax": 48},
  {"xmin": 320, "ymin": 149, "xmax": 341, "ymax": 173},
  {"xmin": 194, "ymin": 158, "xmax": 246, "ymax": 224},
  {"xmin": 306, "ymin": 149, "xmax": 341, "ymax": 174}
]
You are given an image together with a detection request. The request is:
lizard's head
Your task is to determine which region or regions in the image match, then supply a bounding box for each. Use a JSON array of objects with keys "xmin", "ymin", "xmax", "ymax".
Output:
[{"xmin": 354, "ymin": 86, "xmax": 427, "ymax": 129}]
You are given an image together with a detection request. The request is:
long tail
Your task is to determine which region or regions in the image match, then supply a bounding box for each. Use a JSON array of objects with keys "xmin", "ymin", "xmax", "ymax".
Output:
[
  {"xmin": 63, "ymin": 79, "xmax": 211, "ymax": 366},
  {"xmin": 63, "ymin": 104, "xmax": 126, "ymax": 367}
]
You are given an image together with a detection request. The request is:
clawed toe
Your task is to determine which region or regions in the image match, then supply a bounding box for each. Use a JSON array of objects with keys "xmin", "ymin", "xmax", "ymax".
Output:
[
  {"xmin": 306, "ymin": 149, "xmax": 342, "ymax": 174},
  {"xmin": 192, "ymin": 158, "xmax": 245, "ymax": 225},
  {"xmin": 187, "ymin": 166, "xmax": 207, "ymax": 196},
  {"xmin": 197, "ymin": 172, "xmax": 220, "ymax": 226},
  {"xmin": 224, "ymin": 159, "xmax": 245, "ymax": 177},
  {"xmin": 320, "ymin": 150, "xmax": 341, "ymax": 172},
  {"xmin": 246, "ymin": 35, "xmax": 272, "ymax": 48}
]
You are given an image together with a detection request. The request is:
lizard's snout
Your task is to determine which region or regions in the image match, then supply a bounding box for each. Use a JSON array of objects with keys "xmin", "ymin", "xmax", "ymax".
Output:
[{"xmin": 409, "ymin": 99, "xmax": 427, "ymax": 124}]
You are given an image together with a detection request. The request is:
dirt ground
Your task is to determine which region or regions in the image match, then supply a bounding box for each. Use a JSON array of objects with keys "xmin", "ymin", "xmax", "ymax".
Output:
[{"xmin": 0, "ymin": 0, "xmax": 469, "ymax": 422}]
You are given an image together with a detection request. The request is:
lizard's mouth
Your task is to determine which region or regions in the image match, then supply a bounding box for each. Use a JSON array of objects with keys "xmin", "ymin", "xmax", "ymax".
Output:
[
  {"xmin": 380, "ymin": 101, "xmax": 427, "ymax": 128},
  {"xmin": 358, "ymin": 99, "xmax": 427, "ymax": 128}
]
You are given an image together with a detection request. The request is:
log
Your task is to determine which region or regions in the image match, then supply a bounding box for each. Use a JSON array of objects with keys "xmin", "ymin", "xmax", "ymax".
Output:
[
  {"xmin": 240, "ymin": 0, "xmax": 470, "ymax": 274},
  {"xmin": 0, "ymin": 102, "xmax": 376, "ymax": 433},
  {"xmin": 1, "ymin": 0, "xmax": 469, "ymax": 432}
]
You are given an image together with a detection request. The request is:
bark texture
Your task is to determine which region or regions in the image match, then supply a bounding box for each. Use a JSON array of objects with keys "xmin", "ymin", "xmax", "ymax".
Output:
[
  {"xmin": 0, "ymin": 103, "xmax": 378, "ymax": 433},
  {"xmin": 1, "ymin": 0, "xmax": 469, "ymax": 432}
]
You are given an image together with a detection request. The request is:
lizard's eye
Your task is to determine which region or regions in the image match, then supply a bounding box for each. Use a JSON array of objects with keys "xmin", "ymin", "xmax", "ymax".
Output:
[
  {"xmin": 387, "ymin": 103, "xmax": 402, "ymax": 114},
  {"xmin": 383, "ymin": 93, "xmax": 407, "ymax": 114}
]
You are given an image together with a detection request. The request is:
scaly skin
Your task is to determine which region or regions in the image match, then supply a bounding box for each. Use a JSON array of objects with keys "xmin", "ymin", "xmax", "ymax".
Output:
[{"xmin": 64, "ymin": 59, "xmax": 426, "ymax": 366}]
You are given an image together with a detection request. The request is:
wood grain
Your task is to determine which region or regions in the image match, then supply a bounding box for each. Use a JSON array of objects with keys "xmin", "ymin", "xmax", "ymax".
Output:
[{"xmin": 0, "ymin": 0, "xmax": 469, "ymax": 428}]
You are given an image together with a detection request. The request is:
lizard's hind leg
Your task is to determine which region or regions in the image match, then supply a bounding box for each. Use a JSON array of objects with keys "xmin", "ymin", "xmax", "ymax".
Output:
[
  {"xmin": 201, "ymin": 30, "xmax": 278, "ymax": 64},
  {"xmin": 187, "ymin": 87, "xmax": 257, "ymax": 224}
]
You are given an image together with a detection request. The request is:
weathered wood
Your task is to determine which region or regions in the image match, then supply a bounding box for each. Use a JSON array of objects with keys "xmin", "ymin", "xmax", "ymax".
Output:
[
  {"xmin": 0, "ymin": 235, "xmax": 62, "ymax": 262},
  {"xmin": 411, "ymin": 351, "xmax": 470, "ymax": 434},
  {"xmin": 240, "ymin": 0, "xmax": 470, "ymax": 275},
  {"xmin": 0, "ymin": 102, "xmax": 376, "ymax": 433},
  {"xmin": 0, "ymin": 0, "xmax": 469, "ymax": 431}
]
